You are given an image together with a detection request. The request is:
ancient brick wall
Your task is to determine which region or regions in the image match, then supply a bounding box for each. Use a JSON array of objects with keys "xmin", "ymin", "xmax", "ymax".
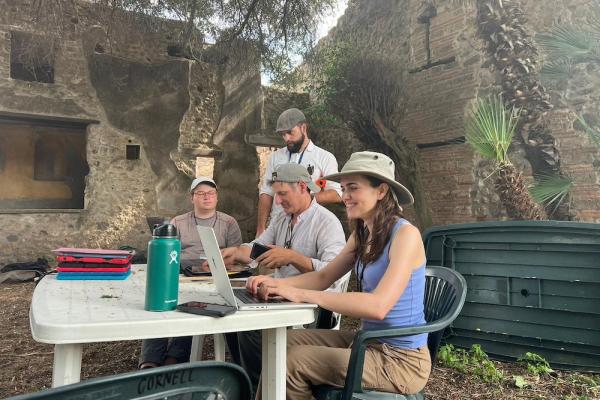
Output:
[{"xmin": 323, "ymin": 0, "xmax": 600, "ymax": 226}]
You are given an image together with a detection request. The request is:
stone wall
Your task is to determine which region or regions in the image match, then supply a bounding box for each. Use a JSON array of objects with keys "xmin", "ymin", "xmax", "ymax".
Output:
[
  {"xmin": 320, "ymin": 0, "xmax": 600, "ymax": 227},
  {"xmin": 0, "ymin": 0, "xmax": 261, "ymax": 264}
]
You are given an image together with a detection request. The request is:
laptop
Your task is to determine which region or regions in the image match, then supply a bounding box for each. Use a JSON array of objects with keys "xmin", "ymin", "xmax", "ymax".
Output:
[{"xmin": 196, "ymin": 226, "xmax": 318, "ymax": 311}]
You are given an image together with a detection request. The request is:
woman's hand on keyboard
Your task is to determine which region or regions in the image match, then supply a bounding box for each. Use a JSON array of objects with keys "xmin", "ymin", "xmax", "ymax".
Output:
[{"xmin": 246, "ymin": 275, "xmax": 276, "ymax": 296}]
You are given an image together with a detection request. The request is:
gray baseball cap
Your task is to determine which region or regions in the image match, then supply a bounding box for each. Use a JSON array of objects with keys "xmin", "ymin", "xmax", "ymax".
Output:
[
  {"xmin": 268, "ymin": 163, "xmax": 321, "ymax": 193},
  {"xmin": 276, "ymin": 108, "xmax": 306, "ymax": 133},
  {"xmin": 190, "ymin": 176, "xmax": 217, "ymax": 192}
]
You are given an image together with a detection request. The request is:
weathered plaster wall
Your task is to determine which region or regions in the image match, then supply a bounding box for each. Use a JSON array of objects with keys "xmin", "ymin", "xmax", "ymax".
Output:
[
  {"xmin": 0, "ymin": 0, "xmax": 261, "ymax": 264},
  {"xmin": 211, "ymin": 43, "xmax": 263, "ymax": 240}
]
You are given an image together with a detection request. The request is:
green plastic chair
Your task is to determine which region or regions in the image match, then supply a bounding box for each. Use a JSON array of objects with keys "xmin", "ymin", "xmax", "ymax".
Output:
[
  {"xmin": 314, "ymin": 266, "xmax": 467, "ymax": 400},
  {"xmin": 8, "ymin": 361, "xmax": 253, "ymax": 400}
]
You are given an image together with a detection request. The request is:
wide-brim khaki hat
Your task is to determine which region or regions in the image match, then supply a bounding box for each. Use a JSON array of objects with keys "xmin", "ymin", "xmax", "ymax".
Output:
[{"xmin": 324, "ymin": 151, "xmax": 414, "ymax": 205}]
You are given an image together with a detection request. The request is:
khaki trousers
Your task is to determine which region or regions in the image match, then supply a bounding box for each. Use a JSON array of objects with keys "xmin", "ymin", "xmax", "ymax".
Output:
[{"xmin": 283, "ymin": 329, "xmax": 431, "ymax": 400}]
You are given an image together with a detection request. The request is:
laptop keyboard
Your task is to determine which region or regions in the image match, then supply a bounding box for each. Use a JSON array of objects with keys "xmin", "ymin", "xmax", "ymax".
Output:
[{"xmin": 234, "ymin": 289, "xmax": 284, "ymax": 304}]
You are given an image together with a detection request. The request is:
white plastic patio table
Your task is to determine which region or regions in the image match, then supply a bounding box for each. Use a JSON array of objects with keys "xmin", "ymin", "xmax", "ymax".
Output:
[{"xmin": 29, "ymin": 264, "xmax": 315, "ymax": 400}]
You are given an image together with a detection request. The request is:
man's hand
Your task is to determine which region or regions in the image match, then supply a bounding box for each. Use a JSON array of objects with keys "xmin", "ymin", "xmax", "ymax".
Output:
[
  {"xmin": 197, "ymin": 262, "xmax": 211, "ymax": 272},
  {"xmin": 221, "ymin": 247, "xmax": 238, "ymax": 267},
  {"xmin": 315, "ymin": 188, "xmax": 342, "ymax": 205},
  {"xmin": 255, "ymin": 245, "xmax": 295, "ymax": 271},
  {"xmin": 201, "ymin": 249, "xmax": 241, "ymax": 271}
]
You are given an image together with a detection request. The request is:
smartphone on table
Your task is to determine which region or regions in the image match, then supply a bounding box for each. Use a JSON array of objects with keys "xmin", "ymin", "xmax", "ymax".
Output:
[
  {"xmin": 250, "ymin": 242, "xmax": 270, "ymax": 259},
  {"xmin": 177, "ymin": 301, "xmax": 236, "ymax": 317}
]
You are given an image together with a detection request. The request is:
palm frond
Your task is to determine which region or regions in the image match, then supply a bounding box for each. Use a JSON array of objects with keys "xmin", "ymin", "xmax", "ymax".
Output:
[
  {"xmin": 540, "ymin": 58, "xmax": 575, "ymax": 78},
  {"xmin": 465, "ymin": 95, "xmax": 519, "ymax": 164},
  {"xmin": 537, "ymin": 25, "xmax": 600, "ymax": 64},
  {"xmin": 530, "ymin": 173, "xmax": 573, "ymax": 215},
  {"xmin": 586, "ymin": 13, "xmax": 600, "ymax": 39},
  {"xmin": 576, "ymin": 114, "xmax": 600, "ymax": 149}
]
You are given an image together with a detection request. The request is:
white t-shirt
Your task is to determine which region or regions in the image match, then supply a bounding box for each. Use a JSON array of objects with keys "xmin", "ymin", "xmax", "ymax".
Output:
[{"xmin": 260, "ymin": 140, "xmax": 342, "ymax": 221}]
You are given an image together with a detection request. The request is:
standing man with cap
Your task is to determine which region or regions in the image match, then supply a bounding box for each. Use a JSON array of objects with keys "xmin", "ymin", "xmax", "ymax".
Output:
[
  {"xmin": 222, "ymin": 163, "xmax": 348, "ymax": 390},
  {"xmin": 256, "ymin": 108, "xmax": 342, "ymax": 237},
  {"xmin": 138, "ymin": 176, "xmax": 243, "ymax": 369}
]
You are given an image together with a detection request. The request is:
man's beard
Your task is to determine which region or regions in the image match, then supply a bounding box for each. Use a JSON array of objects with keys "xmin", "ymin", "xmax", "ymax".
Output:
[{"xmin": 286, "ymin": 133, "xmax": 305, "ymax": 153}]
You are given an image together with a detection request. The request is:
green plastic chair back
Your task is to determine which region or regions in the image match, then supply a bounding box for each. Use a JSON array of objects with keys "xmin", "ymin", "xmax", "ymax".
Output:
[
  {"xmin": 314, "ymin": 266, "xmax": 467, "ymax": 400},
  {"xmin": 7, "ymin": 361, "xmax": 253, "ymax": 400}
]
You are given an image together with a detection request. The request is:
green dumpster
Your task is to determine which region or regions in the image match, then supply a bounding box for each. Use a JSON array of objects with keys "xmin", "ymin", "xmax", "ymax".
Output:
[{"xmin": 423, "ymin": 221, "xmax": 600, "ymax": 372}]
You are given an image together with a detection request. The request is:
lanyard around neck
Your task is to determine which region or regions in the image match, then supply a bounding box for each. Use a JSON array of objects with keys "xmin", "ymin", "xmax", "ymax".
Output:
[
  {"xmin": 284, "ymin": 217, "xmax": 295, "ymax": 249},
  {"xmin": 193, "ymin": 212, "xmax": 218, "ymax": 228},
  {"xmin": 356, "ymin": 258, "xmax": 365, "ymax": 292},
  {"xmin": 288, "ymin": 141, "xmax": 309, "ymax": 164}
]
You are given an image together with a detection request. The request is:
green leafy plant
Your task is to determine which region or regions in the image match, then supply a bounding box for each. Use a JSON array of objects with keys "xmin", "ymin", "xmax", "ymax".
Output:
[
  {"xmin": 537, "ymin": 25, "xmax": 600, "ymax": 64},
  {"xmin": 465, "ymin": 95, "xmax": 545, "ymax": 220},
  {"xmin": 513, "ymin": 375, "xmax": 528, "ymax": 388},
  {"xmin": 466, "ymin": 95, "xmax": 519, "ymax": 165},
  {"xmin": 540, "ymin": 58, "xmax": 575, "ymax": 78},
  {"xmin": 470, "ymin": 345, "xmax": 504, "ymax": 383},
  {"xmin": 518, "ymin": 352, "xmax": 554, "ymax": 376},
  {"xmin": 26, "ymin": 0, "xmax": 340, "ymax": 82},
  {"xmin": 438, "ymin": 344, "xmax": 504, "ymax": 383},
  {"xmin": 530, "ymin": 173, "xmax": 573, "ymax": 216},
  {"xmin": 437, "ymin": 344, "xmax": 470, "ymax": 373},
  {"xmin": 576, "ymin": 115, "xmax": 600, "ymax": 150},
  {"xmin": 303, "ymin": 102, "xmax": 342, "ymax": 129}
]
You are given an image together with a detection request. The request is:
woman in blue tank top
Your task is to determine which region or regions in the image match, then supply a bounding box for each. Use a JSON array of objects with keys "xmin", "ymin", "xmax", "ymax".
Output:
[{"xmin": 247, "ymin": 151, "xmax": 431, "ymax": 399}]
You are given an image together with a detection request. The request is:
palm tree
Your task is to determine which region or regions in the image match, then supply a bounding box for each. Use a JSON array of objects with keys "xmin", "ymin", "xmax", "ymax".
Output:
[
  {"xmin": 465, "ymin": 95, "xmax": 546, "ymax": 220},
  {"xmin": 533, "ymin": 13, "xmax": 600, "ymax": 218},
  {"xmin": 537, "ymin": 14, "xmax": 600, "ymax": 151}
]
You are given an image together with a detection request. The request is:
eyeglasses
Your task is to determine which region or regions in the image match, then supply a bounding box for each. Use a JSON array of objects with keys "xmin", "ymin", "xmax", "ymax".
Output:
[{"xmin": 193, "ymin": 190, "xmax": 217, "ymax": 198}]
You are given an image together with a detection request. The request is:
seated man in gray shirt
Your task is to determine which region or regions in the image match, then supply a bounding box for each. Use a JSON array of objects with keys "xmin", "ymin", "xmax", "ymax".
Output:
[
  {"xmin": 221, "ymin": 163, "xmax": 348, "ymax": 388},
  {"xmin": 139, "ymin": 176, "xmax": 243, "ymax": 369}
]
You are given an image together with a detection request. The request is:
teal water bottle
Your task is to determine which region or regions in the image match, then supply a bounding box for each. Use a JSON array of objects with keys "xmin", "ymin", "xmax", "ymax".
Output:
[{"xmin": 145, "ymin": 224, "xmax": 181, "ymax": 311}]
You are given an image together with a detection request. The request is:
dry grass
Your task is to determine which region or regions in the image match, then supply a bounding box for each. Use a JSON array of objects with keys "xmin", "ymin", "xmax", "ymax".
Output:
[{"xmin": 0, "ymin": 281, "xmax": 597, "ymax": 399}]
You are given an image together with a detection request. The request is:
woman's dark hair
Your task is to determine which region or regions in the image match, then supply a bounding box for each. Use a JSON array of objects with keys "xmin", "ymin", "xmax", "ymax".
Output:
[{"xmin": 350, "ymin": 175, "xmax": 404, "ymax": 266}]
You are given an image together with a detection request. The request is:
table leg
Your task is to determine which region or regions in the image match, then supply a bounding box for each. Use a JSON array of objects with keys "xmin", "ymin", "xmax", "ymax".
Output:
[
  {"xmin": 213, "ymin": 334, "xmax": 226, "ymax": 361},
  {"xmin": 190, "ymin": 335, "xmax": 205, "ymax": 362},
  {"xmin": 261, "ymin": 327, "xmax": 286, "ymax": 400},
  {"xmin": 52, "ymin": 343, "xmax": 83, "ymax": 387}
]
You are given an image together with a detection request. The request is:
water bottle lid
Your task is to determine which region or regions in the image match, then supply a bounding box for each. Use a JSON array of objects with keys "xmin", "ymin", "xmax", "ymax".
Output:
[{"xmin": 152, "ymin": 223, "xmax": 178, "ymax": 238}]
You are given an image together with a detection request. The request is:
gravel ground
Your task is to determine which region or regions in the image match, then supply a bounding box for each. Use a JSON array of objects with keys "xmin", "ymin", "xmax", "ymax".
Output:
[{"xmin": 0, "ymin": 280, "xmax": 597, "ymax": 399}]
